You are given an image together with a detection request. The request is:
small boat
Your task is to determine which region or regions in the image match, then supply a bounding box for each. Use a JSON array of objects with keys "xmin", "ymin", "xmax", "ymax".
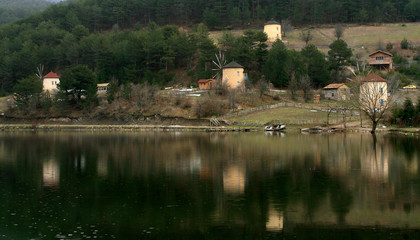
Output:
[{"xmin": 264, "ymin": 124, "xmax": 286, "ymax": 131}]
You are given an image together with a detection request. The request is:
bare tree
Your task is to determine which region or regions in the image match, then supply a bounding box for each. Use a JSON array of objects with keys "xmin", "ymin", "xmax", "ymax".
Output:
[
  {"xmin": 358, "ymin": 78, "xmax": 392, "ymax": 133},
  {"xmin": 334, "ymin": 24, "xmax": 345, "ymax": 40},
  {"xmin": 281, "ymin": 19, "xmax": 293, "ymax": 37},
  {"xmin": 288, "ymin": 73, "xmax": 299, "ymax": 101},
  {"xmin": 257, "ymin": 76, "xmax": 269, "ymax": 98},
  {"xmin": 298, "ymin": 75, "xmax": 312, "ymax": 102},
  {"xmin": 299, "ymin": 30, "xmax": 313, "ymax": 45}
]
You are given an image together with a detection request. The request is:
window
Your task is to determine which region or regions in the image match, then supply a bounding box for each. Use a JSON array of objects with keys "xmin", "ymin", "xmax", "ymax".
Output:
[
  {"xmin": 52, "ymin": 81, "xmax": 54, "ymax": 85},
  {"xmin": 277, "ymin": 34, "xmax": 279, "ymax": 38},
  {"xmin": 276, "ymin": 27, "xmax": 279, "ymax": 30},
  {"xmin": 237, "ymin": 81, "xmax": 240, "ymax": 86},
  {"xmin": 381, "ymin": 99, "xmax": 384, "ymax": 105},
  {"xmin": 380, "ymin": 88, "xmax": 383, "ymax": 94},
  {"xmin": 376, "ymin": 56, "xmax": 384, "ymax": 60},
  {"xmin": 332, "ymin": 93, "xmax": 335, "ymax": 97},
  {"xmin": 237, "ymin": 71, "xmax": 240, "ymax": 76}
]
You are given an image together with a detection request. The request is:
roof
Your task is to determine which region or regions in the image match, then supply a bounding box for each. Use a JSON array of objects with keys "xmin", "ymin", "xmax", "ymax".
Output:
[
  {"xmin": 369, "ymin": 50, "xmax": 393, "ymax": 57},
  {"xmin": 198, "ymin": 79, "xmax": 215, "ymax": 83},
  {"xmin": 323, "ymin": 83, "xmax": 346, "ymax": 89},
  {"xmin": 43, "ymin": 71, "xmax": 59, "ymax": 79},
  {"xmin": 223, "ymin": 61, "xmax": 244, "ymax": 69},
  {"xmin": 97, "ymin": 83, "xmax": 110, "ymax": 87},
  {"xmin": 362, "ymin": 73, "xmax": 387, "ymax": 82},
  {"xmin": 265, "ymin": 19, "xmax": 280, "ymax": 25}
]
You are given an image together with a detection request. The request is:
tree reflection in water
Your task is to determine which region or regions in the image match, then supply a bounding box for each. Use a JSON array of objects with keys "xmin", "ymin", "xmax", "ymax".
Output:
[{"xmin": 0, "ymin": 132, "xmax": 418, "ymax": 239}]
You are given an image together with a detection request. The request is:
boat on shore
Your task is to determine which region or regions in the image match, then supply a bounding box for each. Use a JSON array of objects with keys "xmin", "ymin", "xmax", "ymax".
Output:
[{"xmin": 264, "ymin": 124, "xmax": 286, "ymax": 131}]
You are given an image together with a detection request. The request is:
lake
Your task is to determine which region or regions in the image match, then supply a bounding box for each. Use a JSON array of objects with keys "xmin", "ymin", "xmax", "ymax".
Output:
[{"xmin": 0, "ymin": 132, "xmax": 419, "ymax": 239}]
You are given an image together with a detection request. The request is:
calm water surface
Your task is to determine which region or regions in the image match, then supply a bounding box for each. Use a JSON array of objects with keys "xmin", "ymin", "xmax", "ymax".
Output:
[{"xmin": 0, "ymin": 132, "xmax": 420, "ymax": 239}]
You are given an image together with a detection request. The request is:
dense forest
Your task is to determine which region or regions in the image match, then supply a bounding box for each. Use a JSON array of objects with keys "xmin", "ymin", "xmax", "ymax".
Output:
[
  {"xmin": 1, "ymin": 0, "xmax": 420, "ymax": 98},
  {"xmin": 7, "ymin": 0, "xmax": 420, "ymax": 31},
  {"xmin": 0, "ymin": 0, "xmax": 53, "ymax": 25}
]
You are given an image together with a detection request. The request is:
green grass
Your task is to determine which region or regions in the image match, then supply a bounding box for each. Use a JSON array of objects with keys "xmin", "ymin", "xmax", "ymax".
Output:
[{"xmin": 226, "ymin": 107, "xmax": 328, "ymax": 125}]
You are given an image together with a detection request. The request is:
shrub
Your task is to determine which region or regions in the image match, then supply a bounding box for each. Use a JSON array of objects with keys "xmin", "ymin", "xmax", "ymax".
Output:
[
  {"xmin": 194, "ymin": 98, "xmax": 225, "ymax": 118},
  {"xmin": 386, "ymin": 42, "xmax": 393, "ymax": 51},
  {"xmin": 401, "ymin": 38, "xmax": 409, "ymax": 49}
]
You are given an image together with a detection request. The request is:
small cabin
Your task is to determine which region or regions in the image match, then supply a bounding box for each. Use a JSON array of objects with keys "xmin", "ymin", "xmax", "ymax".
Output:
[
  {"xmin": 43, "ymin": 71, "xmax": 60, "ymax": 94},
  {"xmin": 369, "ymin": 50, "xmax": 393, "ymax": 71},
  {"xmin": 323, "ymin": 83, "xmax": 350, "ymax": 101},
  {"xmin": 97, "ymin": 83, "xmax": 109, "ymax": 95},
  {"xmin": 264, "ymin": 19, "xmax": 282, "ymax": 42},
  {"xmin": 198, "ymin": 79, "xmax": 216, "ymax": 90},
  {"xmin": 222, "ymin": 61, "xmax": 245, "ymax": 89}
]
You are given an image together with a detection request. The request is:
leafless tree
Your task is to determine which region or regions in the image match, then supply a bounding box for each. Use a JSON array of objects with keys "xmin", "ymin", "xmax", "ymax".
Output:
[
  {"xmin": 281, "ymin": 19, "xmax": 293, "ymax": 37},
  {"xmin": 288, "ymin": 73, "xmax": 299, "ymax": 101},
  {"xmin": 298, "ymin": 75, "xmax": 312, "ymax": 102},
  {"xmin": 299, "ymin": 30, "xmax": 313, "ymax": 45},
  {"xmin": 358, "ymin": 79, "xmax": 392, "ymax": 133},
  {"xmin": 257, "ymin": 76, "xmax": 269, "ymax": 98},
  {"xmin": 334, "ymin": 24, "xmax": 345, "ymax": 40}
]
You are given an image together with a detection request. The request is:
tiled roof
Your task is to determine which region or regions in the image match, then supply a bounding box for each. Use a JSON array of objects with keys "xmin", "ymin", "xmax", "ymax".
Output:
[
  {"xmin": 362, "ymin": 73, "xmax": 387, "ymax": 82},
  {"xmin": 43, "ymin": 71, "xmax": 59, "ymax": 78},
  {"xmin": 265, "ymin": 19, "xmax": 280, "ymax": 25},
  {"xmin": 223, "ymin": 61, "xmax": 244, "ymax": 69},
  {"xmin": 368, "ymin": 50, "xmax": 393, "ymax": 57},
  {"xmin": 323, "ymin": 83, "xmax": 345, "ymax": 89},
  {"xmin": 198, "ymin": 79, "xmax": 215, "ymax": 83}
]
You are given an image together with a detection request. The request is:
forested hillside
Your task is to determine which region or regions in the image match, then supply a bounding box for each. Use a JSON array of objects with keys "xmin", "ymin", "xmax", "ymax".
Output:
[
  {"xmin": 0, "ymin": 0, "xmax": 52, "ymax": 25},
  {"xmin": 7, "ymin": 0, "xmax": 420, "ymax": 31},
  {"xmin": 1, "ymin": 0, "xmax": 420, "ymax": 94}
]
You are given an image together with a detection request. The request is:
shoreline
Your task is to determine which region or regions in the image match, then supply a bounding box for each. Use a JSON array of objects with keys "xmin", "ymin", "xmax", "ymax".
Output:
[
  {"xmin": 0, "ymin": 123, "xmax": 418, "ymax": 135},
  {"xmin": 0, "ymin": 124, "xmax": 258, "ymax": 132}
]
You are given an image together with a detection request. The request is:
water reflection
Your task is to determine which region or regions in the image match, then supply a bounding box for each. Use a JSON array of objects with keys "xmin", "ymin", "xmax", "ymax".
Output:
[
  {"xmin": 0, "ymin": 132, "xmax": 419, "ymax": 239},
  {"xmin": 42, "ymin": 160, "xmax": 59, "ymax": 187}
]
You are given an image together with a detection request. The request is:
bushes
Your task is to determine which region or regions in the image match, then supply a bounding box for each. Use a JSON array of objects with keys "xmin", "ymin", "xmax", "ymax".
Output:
[
  {"xmin": 392, "ymin": 97, "xmax": 420, "ymax": 126},
  {"xmin": 194, "ymin": 97, "xmax": 226, "ymax": 118},
  {"xmin": 401, "ymin": 38, "xmax": 409, "ymax": 49}
]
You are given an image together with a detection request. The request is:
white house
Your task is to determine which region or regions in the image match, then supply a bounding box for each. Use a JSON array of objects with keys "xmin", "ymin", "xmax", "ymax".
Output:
[{"xmin": 43, "ymin": 71, "xmax": 60, "ymax": 94}]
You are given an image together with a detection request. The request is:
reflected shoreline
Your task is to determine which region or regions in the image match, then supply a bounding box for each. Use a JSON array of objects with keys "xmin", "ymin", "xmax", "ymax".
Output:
[{"xmin": 0, "ymin": 132, "xmax": 419, "ymax": 239}]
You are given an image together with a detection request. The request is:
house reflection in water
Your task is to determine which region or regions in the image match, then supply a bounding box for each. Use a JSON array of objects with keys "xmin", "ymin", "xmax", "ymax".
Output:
[
  {"xmin": 266, "ymin": 207, "xmax": 284, "ymax": 231},
  {"xmin": 223, "ymin": 165, "xmax": 245, "ymax": 195},
  {"xmin": 97, "ymin": 152, "xmax": 108, "ymax": 177},
  {"xmin": 360, "ymin": 136, "xmax": 389, "ymax": 182},
  {"xmin": 43, "ymin": 160, "xmax": 60, "ymax": 187}
]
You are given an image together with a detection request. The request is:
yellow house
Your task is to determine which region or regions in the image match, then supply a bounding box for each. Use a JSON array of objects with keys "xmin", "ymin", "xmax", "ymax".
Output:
[
  {"xmin": 222, "ymin": 61, "xmax": 245, "ymax": 89},
  {"xmin": 264, "ymin": 19, "xmax": 282, "ymax": 42},
  {"xmin": 43, "ymin": 71, "xmax": 60, "ymax": 94},
  {"xmin": 360, "ymin": 73, "xmax": 388, "ymax": 110},
  {"xmin": 323, "ymin": 83, "xmax": 350, "ymax": 100}
]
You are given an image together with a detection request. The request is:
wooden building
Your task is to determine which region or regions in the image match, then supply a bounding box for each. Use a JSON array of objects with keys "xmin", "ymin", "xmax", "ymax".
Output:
[
  {"xmin": 198, "ymin": 79, "xmax": 216, "ymax": 90},
  {"xmin": 369, "ymin": 50, "xmax": 393, "ymax": 71},
  {"xmin": 323, "ymin": 83, "xmax": 350, "ymax": 100}
]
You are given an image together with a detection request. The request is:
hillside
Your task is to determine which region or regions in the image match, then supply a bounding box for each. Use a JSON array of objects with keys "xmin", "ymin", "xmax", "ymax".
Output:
[{"xmin": 0, "ymin": 0, "xmax": 53, "ymax": 25}]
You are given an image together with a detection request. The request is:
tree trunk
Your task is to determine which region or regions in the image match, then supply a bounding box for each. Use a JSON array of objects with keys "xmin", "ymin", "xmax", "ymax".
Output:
[{"xmin": 370, "ymin": 120, "xmax": 378, "ymax": 134}]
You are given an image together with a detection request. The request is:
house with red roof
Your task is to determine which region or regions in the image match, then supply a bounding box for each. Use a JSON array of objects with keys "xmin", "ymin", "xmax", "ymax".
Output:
[
  {"xmin": 360, "ymin": 73, "xmax": 388, "ymax": 110},
  {"xmin": 323, "ymin": 83, "xmax": 350, "ymax": 100},
  {"xmin": 43, "ymin": 71, "xmax": 60, "ymax": 94}
]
